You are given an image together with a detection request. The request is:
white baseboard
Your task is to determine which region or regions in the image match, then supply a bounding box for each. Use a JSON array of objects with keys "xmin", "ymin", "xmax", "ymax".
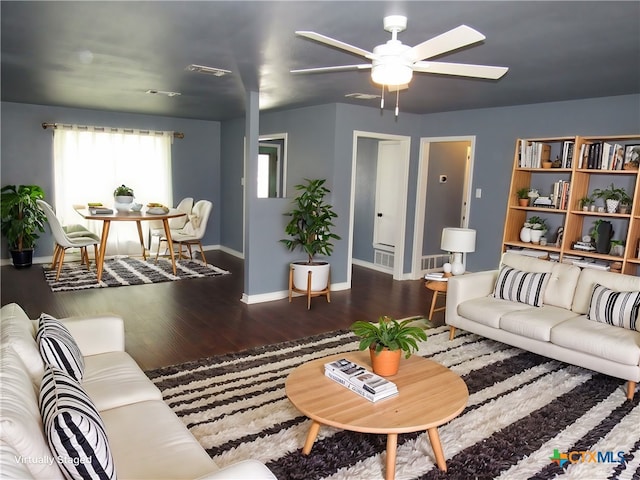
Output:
[
  {"xmin": 217, "ymin": 245, "xmax": 244, "ymax": 259},
  {"xmin": 352, "ymin": 258, "xmax": 393, "ymax": 274}
]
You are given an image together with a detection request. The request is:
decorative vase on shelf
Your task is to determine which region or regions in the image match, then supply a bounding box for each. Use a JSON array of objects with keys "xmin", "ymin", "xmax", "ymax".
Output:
[
  {"xmin": 519, "ymin": 226, "xmax": 532, "ymax": 243},
  {"xmin": 530, "ymin": 229, "xmax": 545, "ymax": 244},
  {"xmin": 605, "ymin": 199, "xmax": 619, "ymax": 214},
  {"xmin": 595, "ymin": 221, "xmax": 614, "ymax": 254}
]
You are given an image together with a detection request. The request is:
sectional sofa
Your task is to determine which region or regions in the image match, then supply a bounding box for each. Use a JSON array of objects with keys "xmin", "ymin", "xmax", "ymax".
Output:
[
  {"xmin": 446, "ymin": 253, "xmax": 640, "ymax": 400},
  {"xmin": 0, "ymin": 303, "xmax": 277, "ymax": 479}
]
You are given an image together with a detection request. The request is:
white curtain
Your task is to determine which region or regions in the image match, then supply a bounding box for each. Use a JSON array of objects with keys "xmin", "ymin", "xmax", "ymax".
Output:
[{"xmin": 53, "ymin": 127, "xmax": 173, "ymax": 256}]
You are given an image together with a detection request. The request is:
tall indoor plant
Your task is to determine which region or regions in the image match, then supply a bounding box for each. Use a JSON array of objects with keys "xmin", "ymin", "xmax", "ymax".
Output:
[
  {"xmin": 1, "ymin": 184, "xmax": 47, "ymax": 268},
  {"xmin": 280, "ymin": 178, "xmax": 341, "ymax": 291},
  {"xmin": 351, "ymin": 316, "xmax": 427, "ymax": 376}
]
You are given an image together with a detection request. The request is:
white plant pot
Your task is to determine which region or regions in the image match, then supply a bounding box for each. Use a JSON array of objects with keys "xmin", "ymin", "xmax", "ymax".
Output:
[
  {"xmin": 519, "ymin": 227, "xmax": 531, "ymax": 243},
  {"xmin": 114, "ymin": 195, "xmax": 134, "ymax": 212},
  {"xmin": 291, "ymin": 262, "xmax": 330, "ymax": 291},
  {"xmin": 530, "ymin": 229, "xmax": 545, "ymax": 244},
  {"xmin": 605, "ymin": 199, "xmax": 619, "ymax": 214}
]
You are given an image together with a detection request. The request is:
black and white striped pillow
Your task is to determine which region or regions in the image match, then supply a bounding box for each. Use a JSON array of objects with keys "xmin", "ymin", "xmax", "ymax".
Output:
[
  {"xmin": 36, "ymin": 313, "xmax": 85, "ymax": 382},
  {"xmin": 588, "ymin": 284, "xmax": 640, "ymax": 331},
  {"xmin": 39, "ymin": 366, "xmax": 116, "ymax": 480},
  {"xmin": 493, "ymin": 266, "xmax": 550, "ymax": 307}
]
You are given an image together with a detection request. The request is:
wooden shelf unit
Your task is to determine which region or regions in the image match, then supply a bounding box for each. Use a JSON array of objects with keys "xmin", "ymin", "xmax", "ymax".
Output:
[{"xmin": 502, "ymin": 134, "xmax": 640, "ymax": 275}]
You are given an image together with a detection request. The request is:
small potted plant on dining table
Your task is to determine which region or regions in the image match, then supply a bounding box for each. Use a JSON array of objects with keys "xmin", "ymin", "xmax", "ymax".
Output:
[{"xmin": 350, "ymin": 316, "xmax": 427, "ymax": 376}]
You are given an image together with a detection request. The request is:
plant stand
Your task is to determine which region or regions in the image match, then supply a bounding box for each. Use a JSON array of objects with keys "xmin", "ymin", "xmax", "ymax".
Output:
[{"xmin": 289, "ymin": 265, "xmax": 330, "ymax": 310}]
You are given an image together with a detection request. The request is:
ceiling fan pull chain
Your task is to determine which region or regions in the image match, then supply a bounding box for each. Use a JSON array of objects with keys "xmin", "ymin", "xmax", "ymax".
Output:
[
  {"xmin": 380, "ymin": 84, "xmax": 385, "ymax": 110},
  {"xmin": 395, "ymin": 88, "xmax": 399, "ymax": 117}
]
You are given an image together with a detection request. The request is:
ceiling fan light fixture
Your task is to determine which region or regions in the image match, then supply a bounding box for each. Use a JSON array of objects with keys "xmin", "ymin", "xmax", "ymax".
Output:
[{"xmin": 371, "ymin": 63, "xmax": 412, "ymax": 86}]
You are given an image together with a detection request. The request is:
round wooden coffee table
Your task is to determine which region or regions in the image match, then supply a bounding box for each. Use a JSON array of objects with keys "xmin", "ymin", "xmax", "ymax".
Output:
[{"xmin": 285, "ymin": 351, "xmax": 468, "ymax": 479}]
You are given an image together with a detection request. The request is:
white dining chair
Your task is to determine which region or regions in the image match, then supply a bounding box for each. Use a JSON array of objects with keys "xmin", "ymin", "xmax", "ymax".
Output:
[
  {"xmin": 155, "ymin": 199, "xmax": 212, "ymax": 265},
  {"xmin": 36, "ymin": 200, "xmax": 101, "ymax": 280},
  {"xmin": 148, "ymin": 197, "xmax": 194, "ymax": 251}
]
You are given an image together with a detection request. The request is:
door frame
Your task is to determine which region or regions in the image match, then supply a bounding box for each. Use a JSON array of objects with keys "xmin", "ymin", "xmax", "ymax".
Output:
[
  {"xmin": 411, "ymin": 136, "xmax": 476, "ymax": 279},
  {"xmin": 348, "ymin": 131, "xmax": 411, "ymax": 284}
]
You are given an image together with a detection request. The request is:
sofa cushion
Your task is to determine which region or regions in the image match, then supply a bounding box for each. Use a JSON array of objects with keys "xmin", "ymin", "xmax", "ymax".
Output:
[
  {"xmin": 500, "ymin": 306, "xmax": 581, "ymax": 341},
  {"xmin": 573, "ymin": 268, "xmax": 640, "ymax": 314},
  {"xmin": 550, "ymin": 316, "xmax": 640, "ymax": 366},
  {"xmin": 493, "ymin": 266, "xmax": 550, "ymax": 307},
  {"xmin": 100, "ymin": 400, "xmax": 218, "ymax": 480},
  {"xmin": 458, "ymin": 296, "xmax": 531, "ymax": 329},
  {"xmin": 588, "ymin": 284, "xmax": 640, "ymax": 332},
  {"xmin": 82, "ymin": 351, "xmax": 162, "ymax": 411},
  {"xmin": 0, "ymin": 347, "xmax": 64, "ymax": 480},
  {"xmin": 39, "ymin": 366, "xmax": 116, "ymax": 480},
  {"xmin": 36, "ymin": 313, "xmax": 85, "ymax": 382},
  {"xmin": 0, "ymin": 303, "xmax": 44, "ymax": 383},
  {"xmin": 501, "ymin": 253, "xmax": 580, "ymax": 309}
]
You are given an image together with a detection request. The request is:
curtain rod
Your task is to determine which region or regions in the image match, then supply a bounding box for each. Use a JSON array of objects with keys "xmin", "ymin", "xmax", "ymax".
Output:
[{"xmin": 41, "ymin": 122, "xmax": 184, "ymax": 139}]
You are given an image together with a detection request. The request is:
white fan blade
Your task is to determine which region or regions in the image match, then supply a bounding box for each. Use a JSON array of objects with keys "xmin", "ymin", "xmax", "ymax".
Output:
[
  {"xmin": 295, "ymin": 31, "xmax": 373, "ymax": 59},
  {"xmin": 413, "ymin": 61, "xmax": 508, "ymax": 79},
  {"xmin": 291, "ymin": 64, "xmax": 372, "ymax": 74},
  {"xmin": 409, "ymin": 25, "xmax": 486, "ymax": 61}
]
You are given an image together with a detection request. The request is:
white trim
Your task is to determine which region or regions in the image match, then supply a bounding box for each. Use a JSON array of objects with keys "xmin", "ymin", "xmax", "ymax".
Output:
[
  {"xmin": 349, "ymin": 130, "xmax": 411, "ymax": 285},
  {"xmin": 411, "ymin": 136, "xmax": 475, "ymax": 280},
  {"xmin": 352, "ymin": 257, "xmax": 393, "ymax": 274}
]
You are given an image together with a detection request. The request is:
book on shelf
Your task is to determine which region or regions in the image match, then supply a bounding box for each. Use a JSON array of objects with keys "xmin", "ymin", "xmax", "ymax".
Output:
[
  {"xmin": 519, "ymin": 141, "xmax": 550, "ymax": 168},
  {"xmin": 324, "ymin": 358, "xmax": 398, "ymax": 402},
  {"xmin": 551, "ymin": 180, "xmax": 570, "ymax": 210},
  {"xmin": 561, "ymin": 141, "xmax": 574, "ymax": 168}
]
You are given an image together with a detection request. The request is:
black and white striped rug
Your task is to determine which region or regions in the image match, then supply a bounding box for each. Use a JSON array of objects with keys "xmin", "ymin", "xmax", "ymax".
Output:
[
  {"xmin": 146, "ymin": 326, "xmax": 640, "ymax": 480},
  {"xmin": 44, "ymin": 257, "xmax": 229, "ymax": 292}
]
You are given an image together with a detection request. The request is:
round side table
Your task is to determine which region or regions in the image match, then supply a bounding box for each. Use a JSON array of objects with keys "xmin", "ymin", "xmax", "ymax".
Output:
[{"xmin": 425, "ymin": 277, "xmax": 450, "ymax": 320}]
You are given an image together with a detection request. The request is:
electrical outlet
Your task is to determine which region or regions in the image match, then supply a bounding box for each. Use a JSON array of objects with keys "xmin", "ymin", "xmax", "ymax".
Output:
[{"xmin": 439, "ymin": 175, "xmax": 447, "ymax": 183}]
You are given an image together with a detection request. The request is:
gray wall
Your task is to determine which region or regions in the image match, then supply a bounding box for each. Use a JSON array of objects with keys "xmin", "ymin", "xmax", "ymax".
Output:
[
  {"xmin": 0, "ymin": 101, "xmax": 221, "ymax": 259},
  {"xmin": 2, "ymin": 93, "xmax": 639, "ymax": 294},
  {"xmin": 423, "ymin": 141, "xmax": 467, "ymax": 255}
]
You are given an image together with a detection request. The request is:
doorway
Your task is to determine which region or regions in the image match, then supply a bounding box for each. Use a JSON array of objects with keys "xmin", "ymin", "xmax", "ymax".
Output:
[
  {"xmin": 349, "ymin": 131, "xmax": 411, "ymax": 284},
  {"xmin": 411, "ymin": 136, "xmax": 475, "ymax": 279}
]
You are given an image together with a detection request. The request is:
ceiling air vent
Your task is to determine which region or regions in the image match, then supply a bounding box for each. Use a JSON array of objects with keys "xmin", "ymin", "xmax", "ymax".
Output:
[
  {"xmin": 186, "ymin": 64, "xmax": 231, "ymax": 77},
  {"xmin": 345, "ymin": 93, "xmax": 381, "ymax": 100}
]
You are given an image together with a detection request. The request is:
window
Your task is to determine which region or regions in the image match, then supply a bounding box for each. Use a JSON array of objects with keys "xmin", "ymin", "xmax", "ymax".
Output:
[{"xmin": 53, "ymin": 127, "xmax": 173, "ymax": 255}]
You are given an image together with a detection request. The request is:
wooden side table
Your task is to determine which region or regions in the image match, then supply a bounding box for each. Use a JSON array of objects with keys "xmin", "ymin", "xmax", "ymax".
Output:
[{"xmin": 425, "ymin": 276, "xmax": 450, "ymax": 320}]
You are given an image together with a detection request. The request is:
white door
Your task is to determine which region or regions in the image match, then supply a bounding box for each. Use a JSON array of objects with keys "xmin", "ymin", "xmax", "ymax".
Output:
[{"xmin": 374, "ymin": 141, "xmax": 402, "ymax": 248}]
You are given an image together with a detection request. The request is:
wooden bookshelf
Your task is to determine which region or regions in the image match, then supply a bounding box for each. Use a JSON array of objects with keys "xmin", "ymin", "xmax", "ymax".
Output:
[{"xmin": 502, "ymin": 135, "xmax": 640, "ymax": 275}]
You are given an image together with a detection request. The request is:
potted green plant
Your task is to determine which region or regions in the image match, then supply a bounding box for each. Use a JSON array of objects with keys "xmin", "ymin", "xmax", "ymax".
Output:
[
  {"xmin": 280, "ymin": 178, "xmax": 341, "ymax": 292},
  {"xmin": 516, "ymin": 187, "xmax": 530, "ymax": 207},
  {"xmin": 351, "ymin": 316, "xmax": 427, "ymax": 376},
  {"xmin": 526, "ymin": 215, "xmax": 547, "ymax": 244},
  {"xmin": 592, "ymin": 183, "xmax": 628, "ymax": 213},
  {"xmin": 113, "ymin": 184, "xmax": 135, "ymax": 212},
  {"xmin": 578, "ymin": 195, "xmax": 594, "ymax": 211},
  {"xmin": 0, "ymin": 184, "xmax": 47, "ymax": 268}
]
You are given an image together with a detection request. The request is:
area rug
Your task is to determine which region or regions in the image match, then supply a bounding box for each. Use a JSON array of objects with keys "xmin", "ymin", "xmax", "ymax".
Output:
[
  {"xmin": 44, "ymin": 256, "xmax": 230, "ymax": 292},
  {"xmin": 146, "ymin": 326, "xmax": 640, "ymax": 480}
]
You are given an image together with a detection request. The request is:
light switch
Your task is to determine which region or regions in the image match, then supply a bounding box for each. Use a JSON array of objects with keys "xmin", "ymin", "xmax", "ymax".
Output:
[{"xmin": 475, "ymin": 188, "xmax": 482, "ymax": 198}]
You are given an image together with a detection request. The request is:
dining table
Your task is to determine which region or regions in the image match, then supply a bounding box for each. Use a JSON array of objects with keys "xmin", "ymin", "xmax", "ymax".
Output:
[{"xmin": 75, "ymin": 208, "xmax": 187, "ymax": 282}]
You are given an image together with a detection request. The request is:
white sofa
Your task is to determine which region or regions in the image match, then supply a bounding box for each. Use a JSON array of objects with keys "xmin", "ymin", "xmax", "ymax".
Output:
[
  {"xmin": 0, "ymin": 303, "xmax": 277, "ymax": 480},
  {"xmin": 446, "ymin": 253, "xmax": 640, "ymax": 400}
]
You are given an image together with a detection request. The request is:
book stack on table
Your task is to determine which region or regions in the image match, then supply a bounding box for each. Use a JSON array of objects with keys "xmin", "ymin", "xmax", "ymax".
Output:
[{"xmin": 324, "ymin": 358, "xmax": 398, "ymax": 402}]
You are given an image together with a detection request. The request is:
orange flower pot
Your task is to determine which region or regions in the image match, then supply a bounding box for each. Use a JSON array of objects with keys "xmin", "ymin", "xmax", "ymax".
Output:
[{"xmin": 369, "ymin": 347, "xmax": 402, "ymax": 376}]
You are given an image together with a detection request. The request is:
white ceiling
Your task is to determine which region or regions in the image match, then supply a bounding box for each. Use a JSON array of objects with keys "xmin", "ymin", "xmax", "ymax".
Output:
[{"xmin": 2, "ymin": 1, "xmax": 639, "ymax": 121}]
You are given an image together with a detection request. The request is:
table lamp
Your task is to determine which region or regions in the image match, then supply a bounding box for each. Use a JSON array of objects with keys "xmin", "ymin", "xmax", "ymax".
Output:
[{"xmin": 441, "ymin": 228, "xmax": 476, "ymax": 275}]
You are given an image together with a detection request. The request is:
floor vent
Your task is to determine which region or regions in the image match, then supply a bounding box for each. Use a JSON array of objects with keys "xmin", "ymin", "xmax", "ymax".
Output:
[
  {"xmin": 374, "ymin": 250, "xmax": 394, "ymax": 270},
  {"xmin": 421, "ymin": 254, "xmax": 450, "ymax": 272}
]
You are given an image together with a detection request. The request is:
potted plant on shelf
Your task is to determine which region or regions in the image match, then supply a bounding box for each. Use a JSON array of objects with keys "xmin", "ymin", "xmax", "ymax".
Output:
[
  {"xmin": 350, "ymin": 316, "xmax": 427, "ymax": 376},
  {"xmin": 0, "ymin": 184, "xmax": 47, "ymax": 268},
  {"xmin": 280, "ymin": 178, "xmax": 341, "ymax": 292},
  {"xmin": 527, "ymin": 216, "xmax": 548, "ymax": 244},
  {"xmin": 516, "ymin": 187, "xmax": 530, "ymax": 207},
  {"xmin": 592, "ymin": 183, "xmax": 628, "ymax": 214},
  {"xmin": 113, "ymin": 184, "xmax": 135, "ymax": 212},
  {"xmin": 578, "ymin": 195, "xmax": 594, "ymax": 211}
]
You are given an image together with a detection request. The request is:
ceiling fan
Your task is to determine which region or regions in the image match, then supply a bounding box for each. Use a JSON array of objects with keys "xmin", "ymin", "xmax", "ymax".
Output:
[{"xmin": 291, "ymin": 15, "xmax": 509, "ymax": 90}]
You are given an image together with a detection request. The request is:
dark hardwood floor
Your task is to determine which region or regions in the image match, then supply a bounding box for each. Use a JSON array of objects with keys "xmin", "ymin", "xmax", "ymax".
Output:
[{"xmin": 1, "ymin": 251, "xmax": 442, "ymax": 370}]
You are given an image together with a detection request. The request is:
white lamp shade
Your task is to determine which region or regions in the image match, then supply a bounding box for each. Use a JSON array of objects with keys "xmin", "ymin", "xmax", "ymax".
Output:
[{"xmin": 441, "ymin": 228, "xmax": 476, "ymax": 253}]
